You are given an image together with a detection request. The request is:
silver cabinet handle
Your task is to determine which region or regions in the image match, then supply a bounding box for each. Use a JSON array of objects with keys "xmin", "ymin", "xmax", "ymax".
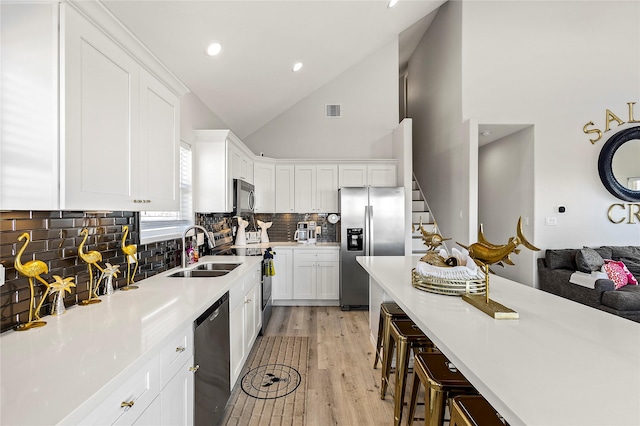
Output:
[
  {"xmin": 189, "ymin": 365, "xmax": 200, "ymax": 373},
  {"xmin": 175, "ymin": 346, "xmax": 186, "ymax": 353},
  {"xmin": 121, "ymin": 400, "xmax": 135, "ymax": 409}
]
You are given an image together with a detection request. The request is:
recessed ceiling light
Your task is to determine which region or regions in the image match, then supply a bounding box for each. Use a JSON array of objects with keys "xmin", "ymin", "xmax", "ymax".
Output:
[
  {"xmin": 292, "ymin": 62, "xmax": 303, "ymax": 72},
  {"xmin": 206, "ymin": 42, "xmax": 222, "ymax": 56},
  {"xmin": 388, "ymin": 0, "xmax": 399, "ymax": 8}
]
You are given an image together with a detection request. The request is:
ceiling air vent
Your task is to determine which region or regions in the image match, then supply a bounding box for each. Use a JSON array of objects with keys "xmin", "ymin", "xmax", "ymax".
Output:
[{"xmin": 325, "ymin": 104, "xmax": 342, "ymax": 118}]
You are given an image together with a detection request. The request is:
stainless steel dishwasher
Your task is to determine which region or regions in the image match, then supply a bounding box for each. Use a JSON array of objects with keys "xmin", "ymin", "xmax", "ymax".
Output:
[{"xmin": 194, "ymin": 291, "xmax": 230, "ymax": 426}]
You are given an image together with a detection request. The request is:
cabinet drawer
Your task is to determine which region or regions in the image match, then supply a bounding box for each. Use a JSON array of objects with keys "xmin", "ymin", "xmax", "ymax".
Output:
[
  {"xmin": 229, "ymin": 278, "xmax": 246, "ymax": 311},
  {"xmin": 81, "ymin": 356, "xmax": 160, "ymax": 425},
  {"xmin": 160, "ymin": 324, "xmax": 193, "ymax": 387}
]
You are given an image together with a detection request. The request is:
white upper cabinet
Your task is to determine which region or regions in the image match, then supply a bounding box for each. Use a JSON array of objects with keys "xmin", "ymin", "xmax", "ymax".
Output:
[
  {"xmin": 230, "ymin": 143, "xmax": 253, "ymax": 184},
  {"xmin": 138, "ymin": 69, "xmax": 180, "ymax": 211},
  {"xmin": 253, "ymin": 161, "xmax": 275, "ymax": 213},
  {"xmin": 338, "ymin": 164, "xmax": 367, "ymax": 187},
  {"xmin": 63, "ymin": 5, "xmax": 181, "ymax": 211},
  {"xmin": 316, "ymin": 165, "xmax": 339, "ymax": 212},
  {"xmin": 0, "ymin": 2, "xmax": 59, "ymax": 210},
  {"xmin": 338, "ymin": 163, "xmax": 397, "ymax": 188},
  {"xmin": 275, "ymin": 165, "xmax": 295, "ymax": 213},
  {"xmin": 194, "ymin": 129, "xmax": 255, "ymax": 213},
  {"xmin": 1, "ymin": 2, "xmax": 186, "ymax": 212},
  {"xmin": 367, "ymin": 163, "xmax": 397, "ymax": 187},
  {"xmin": 294, "ymin": 164, "xmax": 338, "ymax": 213}
]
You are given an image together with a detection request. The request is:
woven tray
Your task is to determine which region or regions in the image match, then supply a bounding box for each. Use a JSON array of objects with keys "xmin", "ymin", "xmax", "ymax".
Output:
[{"xmin": 412, "ymin": 269, "xmax": 486, "ymax": 296}]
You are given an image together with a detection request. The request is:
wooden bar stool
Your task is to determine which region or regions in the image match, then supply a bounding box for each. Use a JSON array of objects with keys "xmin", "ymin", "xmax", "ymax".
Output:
[
  {"xmin": 407, "ymin": 352, "xmax": 476, "ymax": 426},
  {"xmin": 381, "ymin": 319, "xmax": 436, "ymax": 426},
  {"xmin": 373, "ymin": 302, "xmax": 408, "ymax": 369},
  {"xmin": 450, "ymin": 395, "xmax": 507, "ymax": 426}
]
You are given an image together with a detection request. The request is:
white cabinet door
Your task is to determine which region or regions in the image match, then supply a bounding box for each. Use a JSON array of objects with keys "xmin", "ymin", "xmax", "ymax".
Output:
[
  {"xmin": 138, "ymin": 69, "xmax": 180, "ymax": 211},
  {"xmin": 254, "ymin": 162, "xmax": 276, "ymax": 213},
  {"xmin": 272, "ymin": 248, "xmax": 293, "ymax": 300},
  {"xmin": 229, "ymin": 301, "xmax": 245, "ymax": 387},
  {"xmin": 316, "ymin": 165, "xmax": 338, "ymax": 212},
  {"xmin": 368, "ymin": 164, "xmax": 397, "ymax": 187},
  {"xmin": 0, "ymin": 3, "xmax": 59, "ymax": 210},
  {"xmin": 294, "ymin": 165, "xmax": 316, "ymax": 213},
  {"xmin": 338, "ymin": 164, "xmax": 368, "ymax": 187},
  {"xmin": 230, "ymin": 143, "xmax": 253, "ymax": 184},
  {"xmin": 63, "ymin": 5, "xmax": 140, "ymax": 211},
  {"xmin": 194, "ymin": 131, "xmax": 232, "ymax": 213},
  {"xmin": 316, "ymin": 261, "xmax": 339, "ymax": 300},
  {"xmin": 293, "ymin": 253, "xmax": 316, "ymax": 299},
  {"xmin": 132, "ymin": 395, "xmax": 162, "ymax": 426},
  {"xmin": 160, "ymin": 358, "xmax": 194, "ymax": 426},
  {"xmin": 275, "ymin": 165, "xmax": 295, "ymax": 213},
  {"xmin": 244, "ymin": 281, "xmax": 261, "ymax": 355}
]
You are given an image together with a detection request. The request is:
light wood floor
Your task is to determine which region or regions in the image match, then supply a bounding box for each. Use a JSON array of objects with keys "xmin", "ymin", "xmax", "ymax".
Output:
[{"xmin": 258, "ymin": 306, "xmax": 423, "ymax": 426}]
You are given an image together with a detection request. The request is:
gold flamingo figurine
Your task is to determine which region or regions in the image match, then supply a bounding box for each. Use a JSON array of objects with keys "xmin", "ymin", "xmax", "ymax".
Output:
[
  {"xmin": 78, "ymin": 228, "xmax": 104, "ymax": 304},
  {"xmin": 14, "ymin": 233, "xmax": 50, "ymax": 329},
  {"xmin": 120, "ymin": 225, "xmax": 139, "ymax": 290}
]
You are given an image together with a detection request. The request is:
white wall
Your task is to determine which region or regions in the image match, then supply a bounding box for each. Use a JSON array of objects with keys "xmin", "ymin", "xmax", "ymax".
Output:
[
  {"xmin": 478, "ymin": 127, "xmax": 535, "ymax": 285},
  {"xmin": 392, "ymin": 118, "xmax": 413, "ymax": 255},
  {"xmin": 180, "ymin": 92, "xmax": 229, "ymax": 146},
  {"xmin": 244, "ymin": 39, "xmax": 399, "ymax": 159},
  {"xmin": 407, "ymin": 1, "xmax": 473, "ymax": 246},
  {"xmin": 462, "ymin": 0, "xmax": 640, "ymax": 250}
]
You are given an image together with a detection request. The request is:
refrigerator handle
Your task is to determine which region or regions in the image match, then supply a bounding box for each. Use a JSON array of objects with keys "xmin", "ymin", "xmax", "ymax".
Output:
[
  {"xmin": 364, "ymin": 206, "xmax": 370, "ymax": 256},
  {"xmin": 369, "ymin": 205, "xmax": 374, "ymax": 256}
]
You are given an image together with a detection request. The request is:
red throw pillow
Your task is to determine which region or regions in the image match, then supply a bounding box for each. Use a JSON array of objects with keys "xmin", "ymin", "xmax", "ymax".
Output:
[{"xmin": 603, "ymin": 260, "xmax": 637, "ymax": 289}]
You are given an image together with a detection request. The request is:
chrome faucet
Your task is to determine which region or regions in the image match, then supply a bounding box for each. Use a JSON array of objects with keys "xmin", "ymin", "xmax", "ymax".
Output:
[{"xmin": 182, "ymin": 225, "xmax": 215, "ymax": 269}]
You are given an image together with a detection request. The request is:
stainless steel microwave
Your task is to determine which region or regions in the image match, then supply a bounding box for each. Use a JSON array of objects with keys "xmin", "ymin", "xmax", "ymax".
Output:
[{"xmin": 233, "ymin": 179, "xmax": 255, "ymax": 216}]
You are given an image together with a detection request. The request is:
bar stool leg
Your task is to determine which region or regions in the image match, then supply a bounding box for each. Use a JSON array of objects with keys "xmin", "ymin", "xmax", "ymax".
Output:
[
  {"xmin": 407, "ymin": 369, "xmax": 421, "ymax": 426},
  {"xmin": 381, "ymin": 328, "xmax": 395, "ymax": 399},
  {"xmin": 427, "ymin": 384, "xmax": 446, "ymax": 426},
  {"xmin": 374, "ymin": 309, "xmax": 385, "ymax": 369},
  {"xmin": 393, "ymin": 336, "xmax": 409, "ymax": 426}
]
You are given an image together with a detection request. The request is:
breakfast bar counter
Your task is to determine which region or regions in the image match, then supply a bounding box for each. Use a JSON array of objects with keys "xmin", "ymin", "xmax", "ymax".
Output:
[{"xmin": 357, "ymin": 255, "xmax": 640, "ymax": 426}]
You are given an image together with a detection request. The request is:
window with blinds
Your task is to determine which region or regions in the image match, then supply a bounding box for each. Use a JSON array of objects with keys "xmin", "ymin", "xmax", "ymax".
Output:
[{"xmin": 139, "ymin": 142, "xmax": 194, "ymax": 244}]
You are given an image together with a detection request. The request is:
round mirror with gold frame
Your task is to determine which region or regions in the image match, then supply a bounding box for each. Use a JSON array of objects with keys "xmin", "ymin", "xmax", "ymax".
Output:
[{"xmin": 598, "ymin": 126, "xmax": 640, "ymax": 202}]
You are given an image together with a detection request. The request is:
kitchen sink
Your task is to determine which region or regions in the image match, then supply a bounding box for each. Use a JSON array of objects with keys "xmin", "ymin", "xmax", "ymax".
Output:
[
  {"xmin": 193, "ymin": 263, "xmax": 241, "ymax": 271},
  {"xmin": 168, "ymin": 262, "xmax": 241, "ymax": 278}
]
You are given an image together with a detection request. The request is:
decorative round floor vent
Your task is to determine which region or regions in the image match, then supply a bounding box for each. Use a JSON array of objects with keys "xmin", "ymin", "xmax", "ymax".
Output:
[{"xmin": 241, "ymin": 364, "xmax": 302, "ymax": 400}]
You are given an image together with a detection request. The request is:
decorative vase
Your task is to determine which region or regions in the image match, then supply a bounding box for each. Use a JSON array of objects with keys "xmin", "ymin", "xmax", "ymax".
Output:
[
  {"xmin": 51, "ymin": 291, "xmax": 66, "ymax": 316},
  {"xmin": 105, "ymin": 275, "xmax": 115, "ymax": 296}
]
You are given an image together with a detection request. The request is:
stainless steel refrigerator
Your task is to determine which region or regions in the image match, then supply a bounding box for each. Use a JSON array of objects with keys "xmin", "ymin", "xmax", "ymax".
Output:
[{"xmin": 339, "ymin": 187, "xmax": 405, "ymax": 309}]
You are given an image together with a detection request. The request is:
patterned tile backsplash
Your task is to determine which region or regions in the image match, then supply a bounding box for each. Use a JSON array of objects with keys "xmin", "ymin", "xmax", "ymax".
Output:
[
  {"xmin": 0, "ymin": 211, "xmax": 182, "ymax": 333},
  {"xmin": 0, "ymin": 210, "xmax": 339, "ymax": 333}
]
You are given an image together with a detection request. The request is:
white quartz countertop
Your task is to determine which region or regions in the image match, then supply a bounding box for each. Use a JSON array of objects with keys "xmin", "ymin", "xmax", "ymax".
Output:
[
  {"xmin": 0, "ymin": 255, "xmax": 262, "ymax": 425},
  {"xmin": 357, "ymin": 256, "xmax": 640, "ymax": 426},
  {"xmin": 232, "ymin": 241, "xmax": 340, "ymax": 249}
]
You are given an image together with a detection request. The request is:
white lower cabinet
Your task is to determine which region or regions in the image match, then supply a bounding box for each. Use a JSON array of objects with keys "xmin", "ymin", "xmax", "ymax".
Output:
[
  {"xmin": 291, "ymin": 249, "xmax": 339, "ymax": 302},
  {"xmin": 160, "ymin": 357, "xmax": 195, "ymax": 426},
  {"xmin": 132, "ymin": 396, "xmax": 161, "ymax": 426},
  {"xmin": 80, "ymin": 324, "xmax": 195, "ymax": 426},
  {"xmin": 229, "ymin": 264, "xmax": 262, "ymax": 388},
  {"xmin": 80, "ymin": 356, "xmax": 161, "ymax": 425},
  {"xmin": 272, "ymin": 248, "xmax": 293, "ymax": 300}
]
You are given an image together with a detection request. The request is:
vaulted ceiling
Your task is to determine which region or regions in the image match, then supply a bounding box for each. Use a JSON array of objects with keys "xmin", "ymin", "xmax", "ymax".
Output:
[{"xmin": 102, "ymin": 0, "xmax": 444, "ymax": 139}]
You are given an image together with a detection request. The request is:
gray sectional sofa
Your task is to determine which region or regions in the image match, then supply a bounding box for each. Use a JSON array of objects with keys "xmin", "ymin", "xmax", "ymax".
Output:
[{"xmin": 537, "ymin": 246, "xmax": 640, "ymax": 322}]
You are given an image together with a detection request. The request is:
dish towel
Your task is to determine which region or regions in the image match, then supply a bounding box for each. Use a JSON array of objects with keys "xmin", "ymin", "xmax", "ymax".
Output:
[{"xmin": 263, "ymin": 247, "xmax": 276, "ymax": 276}]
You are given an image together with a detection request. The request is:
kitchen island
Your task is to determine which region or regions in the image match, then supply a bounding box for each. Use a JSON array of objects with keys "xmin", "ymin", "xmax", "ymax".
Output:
[
  {"xmin": 0, "ymin": 254, "xmax": 262, "ymax": 425},
  {"xmin": 357, "ymin": 255, "xmax": 640, "ymax": 426}
]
